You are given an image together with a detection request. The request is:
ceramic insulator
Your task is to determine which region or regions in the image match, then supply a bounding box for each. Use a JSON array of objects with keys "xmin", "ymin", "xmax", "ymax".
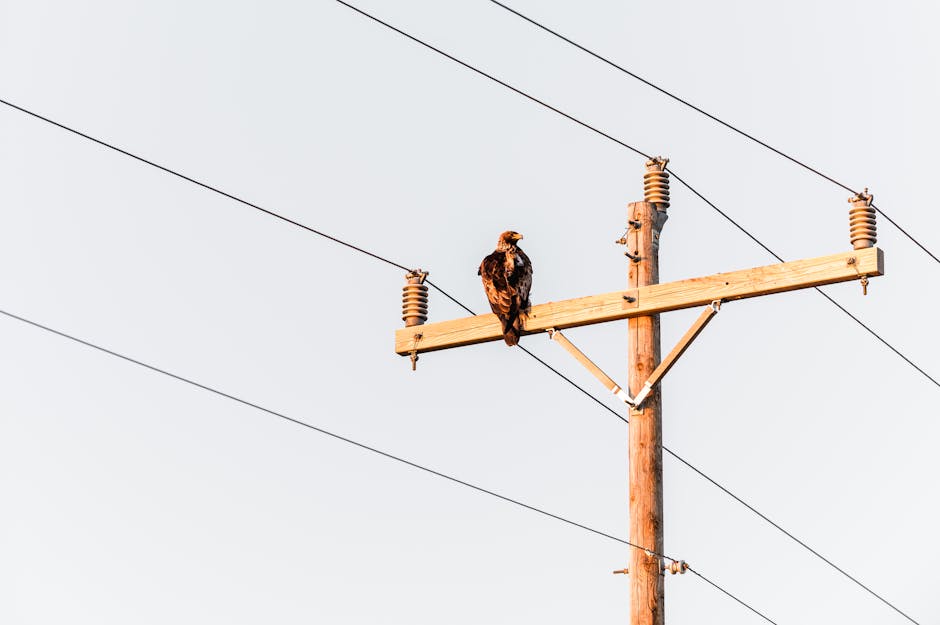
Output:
[
  {"xmin": 848, "ymin": 192, "xmax": 876, "ymax": 250},
  {"xmin": 643, "ymin": 158, "xmax": 670, "ymax": 208},
  {"xmin": 402, "ymin": 273, "xmax": 429, "ymax": 327}
]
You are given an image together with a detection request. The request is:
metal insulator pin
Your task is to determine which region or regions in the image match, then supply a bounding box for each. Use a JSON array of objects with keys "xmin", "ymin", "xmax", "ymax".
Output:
[{"xmin": 612, "ymin": 568, "xmax": 630, "ymax": 575}]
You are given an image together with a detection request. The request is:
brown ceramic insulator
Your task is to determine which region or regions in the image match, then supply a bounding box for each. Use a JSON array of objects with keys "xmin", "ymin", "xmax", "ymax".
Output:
[
  {"xmin": 402, "ymin": 274, "xmax": 429, "ymax": 327},
  {"xmin": 848, "ymin": 192, "xmax": 876, "ymax": 250},
  {"xmin": 643, "ymin": 158, "xmax": 670, "ymax": 209}
]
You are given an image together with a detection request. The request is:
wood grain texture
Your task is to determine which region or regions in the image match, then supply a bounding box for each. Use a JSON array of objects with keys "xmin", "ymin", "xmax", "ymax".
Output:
[
  {"xmin": 627, "ymin": 201, "xmax": 665, "ymax": 625},
  {"xmin": 394, "ymin": 246, "xmax": 883, "ymax": 355}
]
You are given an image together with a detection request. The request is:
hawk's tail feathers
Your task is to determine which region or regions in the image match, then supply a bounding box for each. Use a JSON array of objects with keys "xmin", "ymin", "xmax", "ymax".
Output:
[{"xmin": 502, "ymin": 314, "xmax": 523, "ymax": 346}]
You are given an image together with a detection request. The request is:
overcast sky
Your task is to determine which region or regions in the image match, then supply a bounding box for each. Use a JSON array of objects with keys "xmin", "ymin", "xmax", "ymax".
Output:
[{"xmin": 1, "ymin": 1, "xmax": 937, "ymax": 624}]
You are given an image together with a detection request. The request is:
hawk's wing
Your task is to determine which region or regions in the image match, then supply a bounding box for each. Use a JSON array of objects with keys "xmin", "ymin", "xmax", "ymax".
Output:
[
  {"xmin": 514, "ymin": 247, "xmax": 533, "ymax": 310},
  {"xmin": 479, "ymin": 252, "xmax": 514, "ymax": 325}
]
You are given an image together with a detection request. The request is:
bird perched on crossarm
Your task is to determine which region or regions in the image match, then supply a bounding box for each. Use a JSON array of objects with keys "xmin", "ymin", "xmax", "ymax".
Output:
[{"xmin": 478, "ymin": 230, "xmax": 533, "ymax": 346}]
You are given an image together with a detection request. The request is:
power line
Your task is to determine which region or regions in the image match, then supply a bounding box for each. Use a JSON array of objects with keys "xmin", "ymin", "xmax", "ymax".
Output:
[
  {"xmin": 333, "ymin": 1, "xmax": 650, "ymax": 161},
  {"xmin": 869, "ymin": 201, "xmax": 938, "ymax": 265},
  {"xmin": 331, "ymin": 4, "xmax": 927, "ymax": 622},
  {"xmin": 669, "ymin": 168, "xmax": 939, "ymax": 389},
  {"xmin": 486, "ymin": 0, "xmax": 940, "ymax": 267},
  {"xmin": 0, "ymin": 96, "xmax": 485, "ymax": 318},
  {"xmin": 688, "ymin": 567, "xmax": 779, "ymax": 625},
  {"xmin": 0, "ymin": 27, "xmax": 924, "ymax": 621},
  {"xmin": 667, "ymin": 451, "xmax": 920, "ymax": 624},
  {"xmin": 2, "ymin": 305, "xmax": 787, "ymax": 622},
  {"xmin": 1, "ymin": 69, "xmax": 922, "ymax": 625},
  {"xmin": 0, "ymin": 97, "xmax": 412, "ymax": 275},
  {"xmin": 333, "ymin": 0, "xmax": 938, "ymax": 393},
  {"xmin": 814, "ymin": 288, "xmax": 939, "ymax": 387},
  {"xmin": 0, "ymin": 305, "xmax": 678, "ymax": 553},
  {"xmin": 523, "ymin": 342, "xmax": 925, "ymax": 624},
  {"xmin": 0, "ymin": 97, "xmax": 626, "ymax": 429},
  {"xmin": 0, "ymin": 21, "xmax": 924, "ymax": 622},
  {"xmin": 0, "ymin": 11, "xmax": 920, "ymax": 625}
]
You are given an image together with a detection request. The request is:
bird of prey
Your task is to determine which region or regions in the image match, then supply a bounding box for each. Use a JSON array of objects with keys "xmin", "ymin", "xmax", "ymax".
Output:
[{"xmin": 478, "ymin": 230, "xmax": 533, "ymax": 346}]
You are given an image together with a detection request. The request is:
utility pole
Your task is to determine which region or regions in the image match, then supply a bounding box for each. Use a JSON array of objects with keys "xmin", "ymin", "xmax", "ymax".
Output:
[
  {"xmin": 393, "ymin": 161, "xmax": 882, "ymax": 624},
  {"xmin": 627, "ymin": 159, "xmax": 669, "ymax": 625}
]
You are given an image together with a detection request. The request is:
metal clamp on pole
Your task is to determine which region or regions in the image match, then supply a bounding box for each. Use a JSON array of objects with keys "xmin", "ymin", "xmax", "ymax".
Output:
[{"xmin": 547, "ymin": 329, "xmax": 635, "ymax": 407}]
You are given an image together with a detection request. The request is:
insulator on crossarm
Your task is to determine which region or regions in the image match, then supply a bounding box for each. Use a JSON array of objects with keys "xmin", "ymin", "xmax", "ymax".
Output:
[
  {"xmin": 848, "ymin": 188, "xmax": 876, "ymax": 250},
  {"xmin": 402, "ymin": 270, "xmax": 429, "ymax": 327},
  {"xmin": 643, "ymin": 156, "xmax": 670, "ymax": 209}
]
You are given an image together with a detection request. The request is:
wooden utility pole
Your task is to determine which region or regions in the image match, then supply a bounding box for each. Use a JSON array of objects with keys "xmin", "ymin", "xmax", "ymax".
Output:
[
  {"xmin": 627, "ymin": 159, "xmax": 668, "ymax": 625},
  {"xmin": 393, "ymin": 161, "xmax": 883, "ymax": 625}
]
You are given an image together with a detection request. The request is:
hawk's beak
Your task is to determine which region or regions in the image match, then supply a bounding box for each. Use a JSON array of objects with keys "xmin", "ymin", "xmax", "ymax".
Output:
[{"xmin": 512, "ymin": 233, "xmax": 524, "ymax": 241}]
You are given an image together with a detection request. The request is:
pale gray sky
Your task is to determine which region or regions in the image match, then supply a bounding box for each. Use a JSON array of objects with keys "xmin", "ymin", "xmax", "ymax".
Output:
[{"xmin": 1, "ymin": 1, "xmax": 937, "ymax": 623}]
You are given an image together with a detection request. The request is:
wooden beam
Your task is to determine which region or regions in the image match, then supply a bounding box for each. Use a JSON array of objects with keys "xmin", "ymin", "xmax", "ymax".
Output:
[{"xmin": 395, "ymin": 246, "xmax": 883, "ymax": 355}]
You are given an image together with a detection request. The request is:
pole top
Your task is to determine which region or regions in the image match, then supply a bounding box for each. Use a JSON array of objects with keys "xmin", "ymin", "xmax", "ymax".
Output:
[
  {"xmin": 848, "ymin": 188, "xmax": 873, "ymax": 206},
  {"xmin": 645, "ymin": 156, "xmax": 669, "ymax": 172},
  {"xmin": 405, "ymin": 269, "xmax": 428, "ymax": 283}
]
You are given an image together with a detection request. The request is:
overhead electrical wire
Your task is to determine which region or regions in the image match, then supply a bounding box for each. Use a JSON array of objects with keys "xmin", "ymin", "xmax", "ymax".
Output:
[
  {"xmin": 0, "ymin": 97, "xmax": 622, "ymax": 427},
  {"xmin": 486, "ymin": 0, "xmax": 940, "ymax": 267},
  {"xmin": 0, "ymin": 309, "xmax": 634, "ymax": 548},
  {"xmin": 431, "ymin": 300, "xmax": 915, "ymax": 623},
  {"xmin": 668, "ymin": 168, "xmax": 939, "ymax": 389},
  {"xmin": 688, "ymin": 567, "xmax": 778, "ymax": 625},
  {"xmin": 0, "ymin": 5, "xmax": 928, "ymax": 624},
  {"xmin": 328, "ymin": 4, "xmax": 928, "ymax": 622},
  {"xmin": 0, "ymin": 14, "xmax": 925, "ymax": 622},
  {"xmin": 0, "ymin": 306, "xmax": 781, "ymax": 625},
  {"xmin": 0, "ymin": 54, "xmax": 923, "ymax": 624},
  {"xmin": 0, "ymin": 98, "xmax": 414, "ymax": 274},
  {"xmin": 329, "ymin": 1, "xmax": 938, "ymax": 394},
  {"xmin": 0, "ymin": 97, "xmax": 484, "ymax": 316}
]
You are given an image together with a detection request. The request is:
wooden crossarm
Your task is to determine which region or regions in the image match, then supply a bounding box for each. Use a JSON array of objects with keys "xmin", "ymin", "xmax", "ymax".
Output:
[{"xmin": 395, "ymin": 246, "xmax": 883, "ymax": 355}]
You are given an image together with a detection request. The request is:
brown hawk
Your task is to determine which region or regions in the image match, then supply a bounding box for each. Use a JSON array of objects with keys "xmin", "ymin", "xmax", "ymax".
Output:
[{"xmin": 478, "ymin": 230, "xmax": 533, "ymax": 346}]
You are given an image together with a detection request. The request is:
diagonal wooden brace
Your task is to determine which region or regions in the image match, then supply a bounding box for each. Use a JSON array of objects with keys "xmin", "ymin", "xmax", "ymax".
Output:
[
  {"xmin": 547, "ymin": 300, "xmax": 722, "ymax": 410},
  {"xmin": 632, "ymin": 301, "xmax": 721, "ymax": 407},
  {"xmin": 547, "ymin": 328, "xmax": 635, "ymax": 407}
]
